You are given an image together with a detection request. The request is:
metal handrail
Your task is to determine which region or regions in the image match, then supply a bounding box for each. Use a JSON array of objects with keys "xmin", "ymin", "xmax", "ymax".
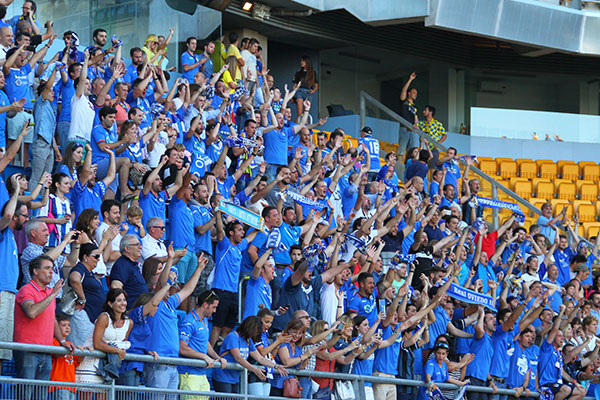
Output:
[{"xmin": 0, "ymin": 341, "xmax": 536, "ymax": 397}]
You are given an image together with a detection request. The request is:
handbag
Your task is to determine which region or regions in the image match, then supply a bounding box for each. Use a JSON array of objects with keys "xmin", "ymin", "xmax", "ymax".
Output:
[
  {"xmin": 58, "ymin": 269, "xmax": 85, "ymax": 316},
  {"xmin": 283, "ymin": 377, "xmax": 303, "ymax": 398},
  {"xmin": 333, "ymin": 380, "xmax": 355, "ymax": 400}
]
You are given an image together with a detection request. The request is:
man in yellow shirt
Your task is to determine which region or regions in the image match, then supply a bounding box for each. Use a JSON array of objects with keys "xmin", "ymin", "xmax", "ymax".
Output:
[
  {"xmin": 418, "ymin": 105, "xmax": 447, "ymax": 168},
  {"xmin": 225, "ymin": 32, "xmax": 244, "ymax": 79}
]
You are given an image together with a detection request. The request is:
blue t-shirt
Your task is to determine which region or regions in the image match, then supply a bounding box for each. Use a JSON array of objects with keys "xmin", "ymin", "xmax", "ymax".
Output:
[
  {"xmin": 525, "ymin": 345, "xmax": 539, "ymax": 391},
  {"xmin": 139, "ymin": 190, "xmax": 169, "ymax": 228},
  {"xmin": 74, "ymin": 180, "xmax": 106, "ymax": 219},
  {"xmin": 0, "ymin": 90, "xmax": 8, "ymax": 147},
  {"xmin": 70, "ymin": 262, "xmax": 104, "ymax": 322},
  {"xmin": 181, "ymin": 51, "xmax": 201, "ymax": 82},
  {"xmin": 274, "ymin": 223, "xmax": 301, "ymax": 265},
  {"xmin": 212, "ymin": 331, "xmax": 256, "ymax": 384},
  {"xmin": 0, "ymin": 227, "xmax": 19, "ymax": 293},
  {"xmin": 466, "ymin": 331, "xmax": 493, "ymax": 381},
  {"xmin": 506, "ymin": 343, "xmax": 530, "ymax": 388},
  {"xmin": 148, "ymin": 293, "xmax": 182, "ymax": 358},
  {"xmin": 272, "ymin": 342, "xmax": 302, "ymax": 388},
  {"xmin": 91, "ymin": 123, "xmax": 117, "ymax": 163},
  {"xmin": 359, "ymin": 136, "xmax": 381, "ymax": 171},
  {"xmin": 373, "ymin": 324, "xmax": 403, "ymax": 375},
  {"xmin": 263, "ymin": 127, "xmax": 290, "ymax": 165},
  {"xmin": 126, "ymin": 92, "xmax": 154, "ymax": 130},
  {"xmin": 58, "ymin": 78, "xmax": 75, "ymax": 122},
  {"xmin": 109, "ymin": 256, "xmax": 147, "ymax": 309},
  {"xmin": 553, "ymin": 247, "xmax": 576, "ymax": 286},
  {"xmin": 490, "ymin": 323, "xmax": 520, "ymax": 378},
  {"xmin": 5, "ymin": 64, "xmax": 33, "ymax": 109},
  {"xmin": 121, "ymin": 305, "xmax": 151, "ymax": 373},
  {"xmin": 352, "ymin": 344, "xmax": 376, "ymax": 387},
  {"xmin": 178, "ymin": 310, "xmax": 210, "ymax": 375},
  {"xmin": 442, "ymin": 160, "xmax": 461, "ymax": 192},
  {"xmin": 33, "ymin": 96, "xmax": 56, "ymax": 144},
  {"xmin": 428, "ymin": 306, "xmax": 451, "ymax": 349},
  {"xmin": 213, "ymin": 237, "xmax": 249, "ymax": 292},
  {"xmin": 168, "ymin": 196, "xmax": 195, "ymax": 249},
  {"xmin": 216, "ymin": 176, "xmax": 235, "ymax": 200},
  {"xmin": 243, "ymin": 274, "xmax": 272, "ymax": 320},
  {"xmin": 425, "ymin": 359, "xmax": 449, "ymax": 383},
  {"xmin": 538, "ymin": 340, "xmax": 562, "ymax": 386},
  {"xmin": 191, "ymin": 204, "xmax": 212, "ymax": 254},
  {"xmin": 347, "ymin": 291, "xmax": 378, "ymax": 327},
  {"xmin": 201, "ymin": 55, "xmax": 213, "ymax": 78}
]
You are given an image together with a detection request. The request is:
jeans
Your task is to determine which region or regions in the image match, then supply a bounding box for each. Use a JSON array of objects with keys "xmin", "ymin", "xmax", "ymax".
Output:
[
  {"xmin": 53, "ymin": 389, "xmax": 75, "ymax": 400},
  {"xmin": 193, "ymin": 253, "xmax": 215, "ymax": 296},
  {"xmin": 398, "ymin": 126, "xmax": 419, "ymax": 156},
  {"xmin": 300, "ymin": 377, "xmax": 313, "ymax": 399},
  {"xmin": 490, "ymin": 380, "xmax": 508, "ymax": 400},
  {"xmin": 254, "ymin": 85, "xmax": 265, "ymax": 106},
  {"xmin": 96, "ymin": 157, "xmax": 119, "ymax": 194},
  {"xmin": 313, "ymin": 386, "xmax": 332, "ymax": 399},
  {"xmin": 56, "ymin": 121, "xmax": 70, "ymax": 155},
  {"xmin": 116, "ymin": 368, "xmax": 141, "ymax": 400},
  {"xmin": 14, "ymin": 350, "xmax": 52, "ymax": 400},
  {"xmin": 175, "ymin": 248, "xmax": 199, "ymax": 284},
  {"xmin": 466, "ymin": 377, "xmax": 487, "ymax": 400},
  {"xmin": 248, "ymin": 381, "xmax": 271, "ymax": 396},
  {"xmin": 30, "ymin": 136, "xmax": 54, "ymax": 188},
  {"xmin": 145, "ymin": 364, "xmax": 178, "ymax": 400},
  {"xmin": 213, "ymin": 380, "xmax": 239, "ymax": 394}
]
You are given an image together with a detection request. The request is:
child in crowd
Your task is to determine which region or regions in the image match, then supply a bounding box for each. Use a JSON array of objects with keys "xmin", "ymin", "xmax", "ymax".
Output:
[
  {"xmin": 121, "ymin": 205, "xmax": 146, "ymax": 241},
  {"xmin": 50, "ymin": 315, "xmax": 85, "ymax": 400}
]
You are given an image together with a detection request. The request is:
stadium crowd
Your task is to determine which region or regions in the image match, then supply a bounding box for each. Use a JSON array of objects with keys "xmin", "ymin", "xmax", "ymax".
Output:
[{"xmin": 0, "ymin": 1, "xmax": 599, "ymax": 400}]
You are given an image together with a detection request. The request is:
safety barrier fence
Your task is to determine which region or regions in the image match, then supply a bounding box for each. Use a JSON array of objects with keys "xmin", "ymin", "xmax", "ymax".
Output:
[{"xmin": 0, "ymin": 341, "xmax": 544, "ymax": 399}]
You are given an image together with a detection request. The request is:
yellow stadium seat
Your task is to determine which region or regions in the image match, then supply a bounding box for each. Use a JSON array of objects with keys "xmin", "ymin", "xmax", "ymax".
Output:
[
  {"xmin": 496, "ymin": 157, "xmax": 514, "ymax": 164},
  {"xmin": 561, "ymin": 164, "xmax": 579, "ymax": 180},
  {"xmin": 557, "ymin": 182, "xmax": 576, "ymax": 201},
  {"xmin": 539, "ymin": 163, "xmax": 558, "ymax": 179},
  {"xmin": 516, "ymin": 158, "xmax": 534, "ymax": 166},
  {"xmin": 479, "ymin": 160, "xmax": 497, "ymax": 176},
  {"xmin": 583, "ymin": 165, "xmax": 600, "ymax": 181},
  {"xmin": 577, "ymin": 223, "xmax": 586, "ymax": 238},
  {"xmin": 579, "ymin": 161, "xmax": 597, "ymax": 169},
  {"xmin": 557, "ymin": 160, "xmax": 576, "ymax": 170},
  {"xmin": 499, "ymin": 161, "xmax": 518, "ymax": 178},
  {"xmin": 513, "ymin": 181, "xmax": 533, "ymax": 199},
  {"xmin": 536, "ymin": 181, "xmax": 555, "ymax": 200},
  {"xmin": 551, "ymin": 199, "xmax": 573, "ymax": 218},
  {"xmin": 519, "ymin": 162, "xmax": 537, "ymax": 178},
  {"xmin": 576, "ymin": 180, "xmax": 595, "ymax": 191},
  {"xmin": 528, "ymin": 198, "xmax": 548, "ymax": 215},
  {"xmin": 585, "ymin": 222, "xmax": 600, "ymax": 238},
  {"xmin": 580, "ymin": 183, "xmax": 599, "ymax": 201},
  {"xmin": 536, "ymin": 159, "xmax": 554, "ymax": 168},
  {"xmin": 577, "ymin": 203, "xmax": 596, "ymax": 223}
]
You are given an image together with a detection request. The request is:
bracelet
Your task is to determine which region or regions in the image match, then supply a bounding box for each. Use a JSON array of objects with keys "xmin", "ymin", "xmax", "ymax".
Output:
[{"xmin": 73, "ymin": 245, "xmax": 80, "ymax": 249}]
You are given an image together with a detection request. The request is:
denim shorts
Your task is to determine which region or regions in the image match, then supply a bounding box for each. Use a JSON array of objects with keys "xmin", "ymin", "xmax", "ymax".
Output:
[{"xmin": 294, "ymin": 87, "xmax": 312, "ymax": 100}]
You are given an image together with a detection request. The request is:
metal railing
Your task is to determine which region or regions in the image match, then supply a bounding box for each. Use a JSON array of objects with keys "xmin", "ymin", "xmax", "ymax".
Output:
[
  {"xmin": 0, "ymin": 341, "xmax": 539, "ymax": 400},
  {"xmin": 359, "ymin": 90, "xmax": 588, "ymax": 242}
]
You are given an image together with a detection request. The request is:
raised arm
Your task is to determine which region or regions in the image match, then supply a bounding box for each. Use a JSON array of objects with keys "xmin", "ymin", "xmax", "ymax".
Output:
[{"xmin": 75, "ymin": 50, "xmax": 90, "ymax": 98}]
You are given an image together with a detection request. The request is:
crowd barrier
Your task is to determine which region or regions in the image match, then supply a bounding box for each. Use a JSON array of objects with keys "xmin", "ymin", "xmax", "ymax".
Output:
[{"xmin": 0, "ymin": 341, "xmax": 545, "ymax": 399}]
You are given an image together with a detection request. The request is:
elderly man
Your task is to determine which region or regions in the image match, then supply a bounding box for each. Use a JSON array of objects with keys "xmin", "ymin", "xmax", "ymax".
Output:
[
  {"xmin": 141, "ymin": 216, "xmax": 187, "ymax": 263},
  {"xmin": 20, "ymin": 220, "xmax": 80, "ymax": 286},
  {"xmin": 14, "ymin": 255, "xmax": 74, "ymax": 400},
  {"xmin": 110, "ymin": 234, "xmax": 146, "ymax": 309}
]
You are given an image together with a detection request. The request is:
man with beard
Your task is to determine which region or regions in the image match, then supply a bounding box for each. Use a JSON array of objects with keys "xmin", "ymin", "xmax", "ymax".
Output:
[
  {"xmin": 139, "ymin": 155, "xmax": 184, "ymax": 227},
  {"xmin": 506, "ymin": 327, "xmax": 535, "ymax": 397},
  {"xmin": 190, "ymin": 184, "xmax": 217, "ymax": 295},
  {"xmin": 73, "ymin": 144, "xmax": 115, "ymax": 219},
  {"xmin": 273, "ymin": 247, "xmax": 349, "ymax": 332}
]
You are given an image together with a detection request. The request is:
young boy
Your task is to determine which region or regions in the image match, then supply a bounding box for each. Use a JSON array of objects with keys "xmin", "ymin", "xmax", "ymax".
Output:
[
  {"xmin": 425, "ymin": 342, "xmax": 470, "ymax": 390},
  {"xmin": 120, "ymin": 205, "xmax": 146, "ymax": 240},
  {"xmin": 50, "ymin": 315, "xmax": 84, "ymax": 400}
]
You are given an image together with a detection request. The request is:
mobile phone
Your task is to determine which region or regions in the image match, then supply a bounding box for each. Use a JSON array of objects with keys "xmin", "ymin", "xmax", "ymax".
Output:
[
  {"xmin": 357, "ymin": 334, "xmax": 363, "ymax": 343},
  {"xmin": 379, "ymin": 299, "xmax": 386, "ymax": 315},
  {"xmin": 72, "ymin": 232, "xmax": 80, "ymax": 241},
  {"xmin": 336, "ymin": 323, "xmax": 344, "ymax": 330}
]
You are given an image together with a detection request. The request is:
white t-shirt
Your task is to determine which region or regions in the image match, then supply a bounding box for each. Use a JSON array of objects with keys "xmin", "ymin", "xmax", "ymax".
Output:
[
  {"xmin": 94, "ymin": 222, "xmax": 122, "ymax": 275},
  {"xmin": 68, "ymin": 94, "xmax": 95, "ymax": 142},
  {"xmin": 147, "ymin": 130, "xmax": 169, "ymax": 168},
  {"xmin": 141, "ymin": 234, "xmax": 168, "ymax": 261},
  {"xmin": 320, "ymin": 282, "xmax": 340, "ymax": 326},
  {"xmin": 241, "ymin": 49, "xmax": 257, "ymax": 82}
]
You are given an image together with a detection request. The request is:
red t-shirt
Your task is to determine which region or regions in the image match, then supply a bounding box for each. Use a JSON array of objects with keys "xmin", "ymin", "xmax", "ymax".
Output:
[
  {"xmin": 475, "ymin": 231, "xmax": 498, "ymax": 259},
  {"xmin": 14, "ymin": 281, "xmax": 56, "ymax": 345}
]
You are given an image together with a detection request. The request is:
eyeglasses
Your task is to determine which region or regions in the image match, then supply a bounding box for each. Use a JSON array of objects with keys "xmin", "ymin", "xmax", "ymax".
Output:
[
  {"xmin": 152, "ymin": 226, "xmax": 166, "ymax": 230},
  {"xmin": 90, "ymin": 254, "xmax": 101, "ymax": 259},
  {"xmin": 435, "ymin": 342, "xmax": 449, "ymax": 350},
  {"xmin": 128, "ymin": 243, "xmax": 142, "ymax": 247},
  {"xmin": 201, "ymin": 290, "xmax": 216, "ymax": 304},
  {"xmin": 299, "ymin": 315, "xmax": 310, "ymax": 320}
]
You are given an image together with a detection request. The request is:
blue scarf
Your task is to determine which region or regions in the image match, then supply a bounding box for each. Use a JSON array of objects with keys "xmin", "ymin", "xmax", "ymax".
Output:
[
  {"xmin": 284, "ymin": 190, "xmax": 326, "ymax": 211},
  {"xmin": 475, "ymin": 196, "xmax": 524, "ymax": 222}
]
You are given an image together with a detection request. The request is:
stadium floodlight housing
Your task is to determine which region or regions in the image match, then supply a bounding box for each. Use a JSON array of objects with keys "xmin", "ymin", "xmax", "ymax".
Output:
[
  {"xmin": 242, "ymin": 1, "xmax": 253, "ymax": 11},
  {"xmin": 251, "ymin": 3, "xmax": 271, "ymax": 20}
]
